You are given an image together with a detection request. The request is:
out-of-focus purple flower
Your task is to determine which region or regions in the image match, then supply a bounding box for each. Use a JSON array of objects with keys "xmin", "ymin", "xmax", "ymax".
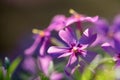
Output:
[
  {"xmin": 0, "ymin": 66, "xmax": 6, "ymax": 77},
  {"xmin": 92, "ymin": 15, "xmax": 120, "ymax": 46},
  {"xmin": 24, "ymin": 28, "xmax": 51, "ymax": 56},
  {"xmin": 24, "ymin": 15, "xmax": 67, "ymax": 56},
  {"xmin": 65, "ymin": 9, "xmax": 98, "ymax": 35},
  {"xmin": 22, "ymin": 56, "xmax": 36, "ymax": 74},
  {"xmin": 48, "ymin": 15, "xmax": 66, "ymax": 31},
  {"xmin": 66, "ymin": 9, "xmax": 98, "ymax": 27},
  {"xmin": 102, "ymin": 40, "xmax": 120, "ymax": 67},
  {"xmin": 48, "ymin": 27, "xmax": 97, "ymax": 76},
  {"xmin": 37, "ymin": 56, "xmax": 63, "ymax": 80},
  {"xmin": 48, "ymin": 10, "xmax": 98, "ymax": 33}
]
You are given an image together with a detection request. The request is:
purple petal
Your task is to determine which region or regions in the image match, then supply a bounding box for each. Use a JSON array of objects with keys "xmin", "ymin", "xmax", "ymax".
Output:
[
  {"xmin": 80, "ymin": 16, "xmax": 98, "ymax": 22},
  {"xmin": 38, "ymin": 56, "xmax": 52, "ymax": 76},
  {"xmin": 91, "ymin": 34, "xmax": 105, "ymax": 46},
  {"xmin": 96, "ymin": 19, "xmax": 109, "ymax": 34},
  {"xmin": 59, "ymin": 27, "xmax": 77, "ymax": 46},
  {"xmin": 24, "ymin": 36, "xmax": 41, "ymax": 55},
  {"xmin": 65, "ymin": 54, "xmax": 78, "ymax": 76},
  {"xmin": 101, "ymin": 43, "xmax": 117, "ymax": 56},
  {"xmin": 39, "ymin": 37, "xmax": 49, "ymax": 56},
  {"xmin": 95, "ymin": 19, "xmax": 109, "ymax": 35},
  {"xmin": 65, "ymin": 15, "xmax": 78, "ymax": 26},
  {"xmin": 47, "ymin": 15, "xmax": 66, "ymax": 31},
  {"xmin": 80, "ymin": 44, "xmax": 88, "ymax": 50},
  {"xmin": 79, "ymin": 28, "xmax": 97, "ymax": 45},
  {"xmin": 48, "ymin": 46, "xmax": 69, "ymax": 54},
  {"xmin": 50, "ymin": 72, "xmax": 63, "ymax": 80},
  {"xmin": 114, "ymin": 32, "xmax": 120, "ymax": 42},
  {"xmin": 22, "ymin": 57, "xmax": 36, "ymax": 73},
  {"xmin": 112, "ymin": 14, "xmax": 120, "ymax": 32},
  {"xmin": 65, "ymin": 15, "xmax": 98, "ymax": 26},
  {"xmin": 113, "ymin": 39, "xmax": 120, "ymax": 52},
  {"xmin": 58, "ymin": 52, "xmax": 72, "ymax": 58},
  {"xmin": 80, "ymin": 51, "xmax": 97, "ymax": 64}
]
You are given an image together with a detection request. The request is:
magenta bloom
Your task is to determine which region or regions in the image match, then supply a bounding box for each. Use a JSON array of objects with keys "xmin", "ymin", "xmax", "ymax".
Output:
[
  {"xmin": 48, "ymin": 15, "xmax": 66, "ymax": 31},
  {"xmin": 22, "ymin": 56, "xmax": 36, "ymax": 73},
  {"xmin": 66, "ymin": 14, "xmax": 98, "ymax": 27},
  {"xmin": 66, "ymin": 9, "xmax": 98, "ymax": 25},
  {"xmin": 92, "ymin": 15, "xmax": 120, "ymax": 46},
  {"xmin": 48, "ymin": 10, "xmax": 98, "ymax": 32},
  {"xmin": 48, "ymin": 27, "xmax": 97, "ymax": 76},
  {"xmin": 65, "ymin": 9, "xmax": 98, "ymax": 35},
  {"xmin": 24, "ymin": 15, "xmax": 67, "ymax": 56},
  {"xmin": 102, "ymin": 40, "xmax": 120, "ymax": 67},
  {"xmin": 24, "ymin": 28, "xmax": 51, "ymax": 56},
  {"xmin": 38, "ymin": 56, "xmax": 63, "ymax": 80}
]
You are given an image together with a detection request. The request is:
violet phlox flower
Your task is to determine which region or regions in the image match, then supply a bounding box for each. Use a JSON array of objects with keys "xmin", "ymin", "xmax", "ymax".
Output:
[
  {"xmin": 65, "ymin": 9, "xmax": 98, "ymax": 27},
  {"xmin": 92, "ymin": 15, "xmax": 120, "ymax": 46},
  {"xmin": 102, "ymin": 39, "xmax": 120, "ymax": 67},
  {"xmin": 24, "ymin": 15, "xmax": 67, "ymax": 56},
  {"xmin": 37, "ymin": 56, "xmax": 63, "ymax": 80},
  {"xmin": 24, "ymin": 28, "xmax": 51, "ymax": 56},
  {"xmin": 22, "ymin": 56, "xmax": 63, "ymax": 80},
  {"xmin": 48, "ymin": 9, "xmax": 98, "ymax": 33},
  {"xmin": 22, "ymin": 56, "xmax": 36, "ymax": 74},
  {"xmin": 47, "ymin": 27, "xmax": 97, "ymax": 76},
  {"xmin": 64, "ymin": 9, "xmax": 98, "ymax": 35},
  {"xmin": 48, "ymin": 15, "xmax": 67, "ymax": 31}
]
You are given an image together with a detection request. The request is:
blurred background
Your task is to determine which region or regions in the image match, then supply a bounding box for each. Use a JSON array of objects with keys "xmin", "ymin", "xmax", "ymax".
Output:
[{"xmin": 0, "ymin": 0, "xmax": 120, "ymax": 61}]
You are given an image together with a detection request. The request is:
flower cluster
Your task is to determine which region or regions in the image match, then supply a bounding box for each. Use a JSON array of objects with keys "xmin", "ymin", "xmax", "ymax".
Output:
[
  {"xmin": 2, "ymin": 9, "xmax": 120, "ymax": 80},
  {"xmin": 22, "ymin": 9, "xmax": 120, "ymax": 80}
]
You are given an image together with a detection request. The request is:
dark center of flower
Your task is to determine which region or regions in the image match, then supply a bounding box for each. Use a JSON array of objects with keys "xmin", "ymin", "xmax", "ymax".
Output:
[
  {"xmin": 117, "ymin": 54, "xmax": 120, "ymax": 59},
  {"xmin": 113, "ymin": 54, "xmax": 120, "ymax": 62}
]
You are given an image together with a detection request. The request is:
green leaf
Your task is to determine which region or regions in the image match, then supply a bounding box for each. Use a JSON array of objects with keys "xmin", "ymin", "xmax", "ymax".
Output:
[
  {"xmin": 0, "ymin": 60, "xmax": 2, "ymax": 67},
  {"xmin": 81, "ymin": 66, "xmax": 94, "ymax": 80},
  {"xmin": 74, "ymin": 69, "xmax": 82, "ymax": 80},
  {"xmin": 0, "ymin": 67, "xmax": 4, "ymax": 80},
  {"xmin": 7, "ymin": 56, "xmax": 22, "ymax": 79},
  {"xmin": 94, "ymin": 61, "xmax": 115, "ymax": 80},
  {"xmin": 39, "ymin": 72, "xmax": 49, "ymax": 80}
]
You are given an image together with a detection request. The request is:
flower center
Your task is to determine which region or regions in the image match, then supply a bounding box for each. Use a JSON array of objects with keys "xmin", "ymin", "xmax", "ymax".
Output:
[{"xmin": 71, "ymin": 46, "xmax": 79, "ymax": 53}]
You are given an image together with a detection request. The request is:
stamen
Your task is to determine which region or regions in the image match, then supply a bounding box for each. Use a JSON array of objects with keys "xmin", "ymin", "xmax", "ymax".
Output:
[
  {"xmin": 32, "ymin": 28, "xmax": 45, "ymax": 37},
  {"xmin": 69, "ymin": 9, "xmax": 81, "ymax": 19},
  {"xmin": 39, "ymin": 30, "xmax": 45, "ymax": 36},
  {"xmin": 32, "ymin": 28, "xmax": 40, "ymax": 34},
  {"xmin": 69, "ymin": 9, "xmax": 77, "ymax": 15},
  {"xmin": 72, "ymin": 46, "xmax": 78, "ymax": 53}
]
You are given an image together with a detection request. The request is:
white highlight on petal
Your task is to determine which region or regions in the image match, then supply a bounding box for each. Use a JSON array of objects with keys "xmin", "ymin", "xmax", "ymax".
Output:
[
  {"xmin": 58, "ymin": 52, "xmax": 72, "ymax": 58},
  {"xmin": 47, "ymin": 46, "xmax": 68, "ymax": 54},
  {"xmin": 101, "ymin": 42, "xmax": 110, "ymax": 47},
  {"xmin": 83, "ymin": 28, "xmax": 89, "ymax": 37},
  {"xmin": 80, "ymin": 44, "xmax": 88, "ymax": 50}
]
